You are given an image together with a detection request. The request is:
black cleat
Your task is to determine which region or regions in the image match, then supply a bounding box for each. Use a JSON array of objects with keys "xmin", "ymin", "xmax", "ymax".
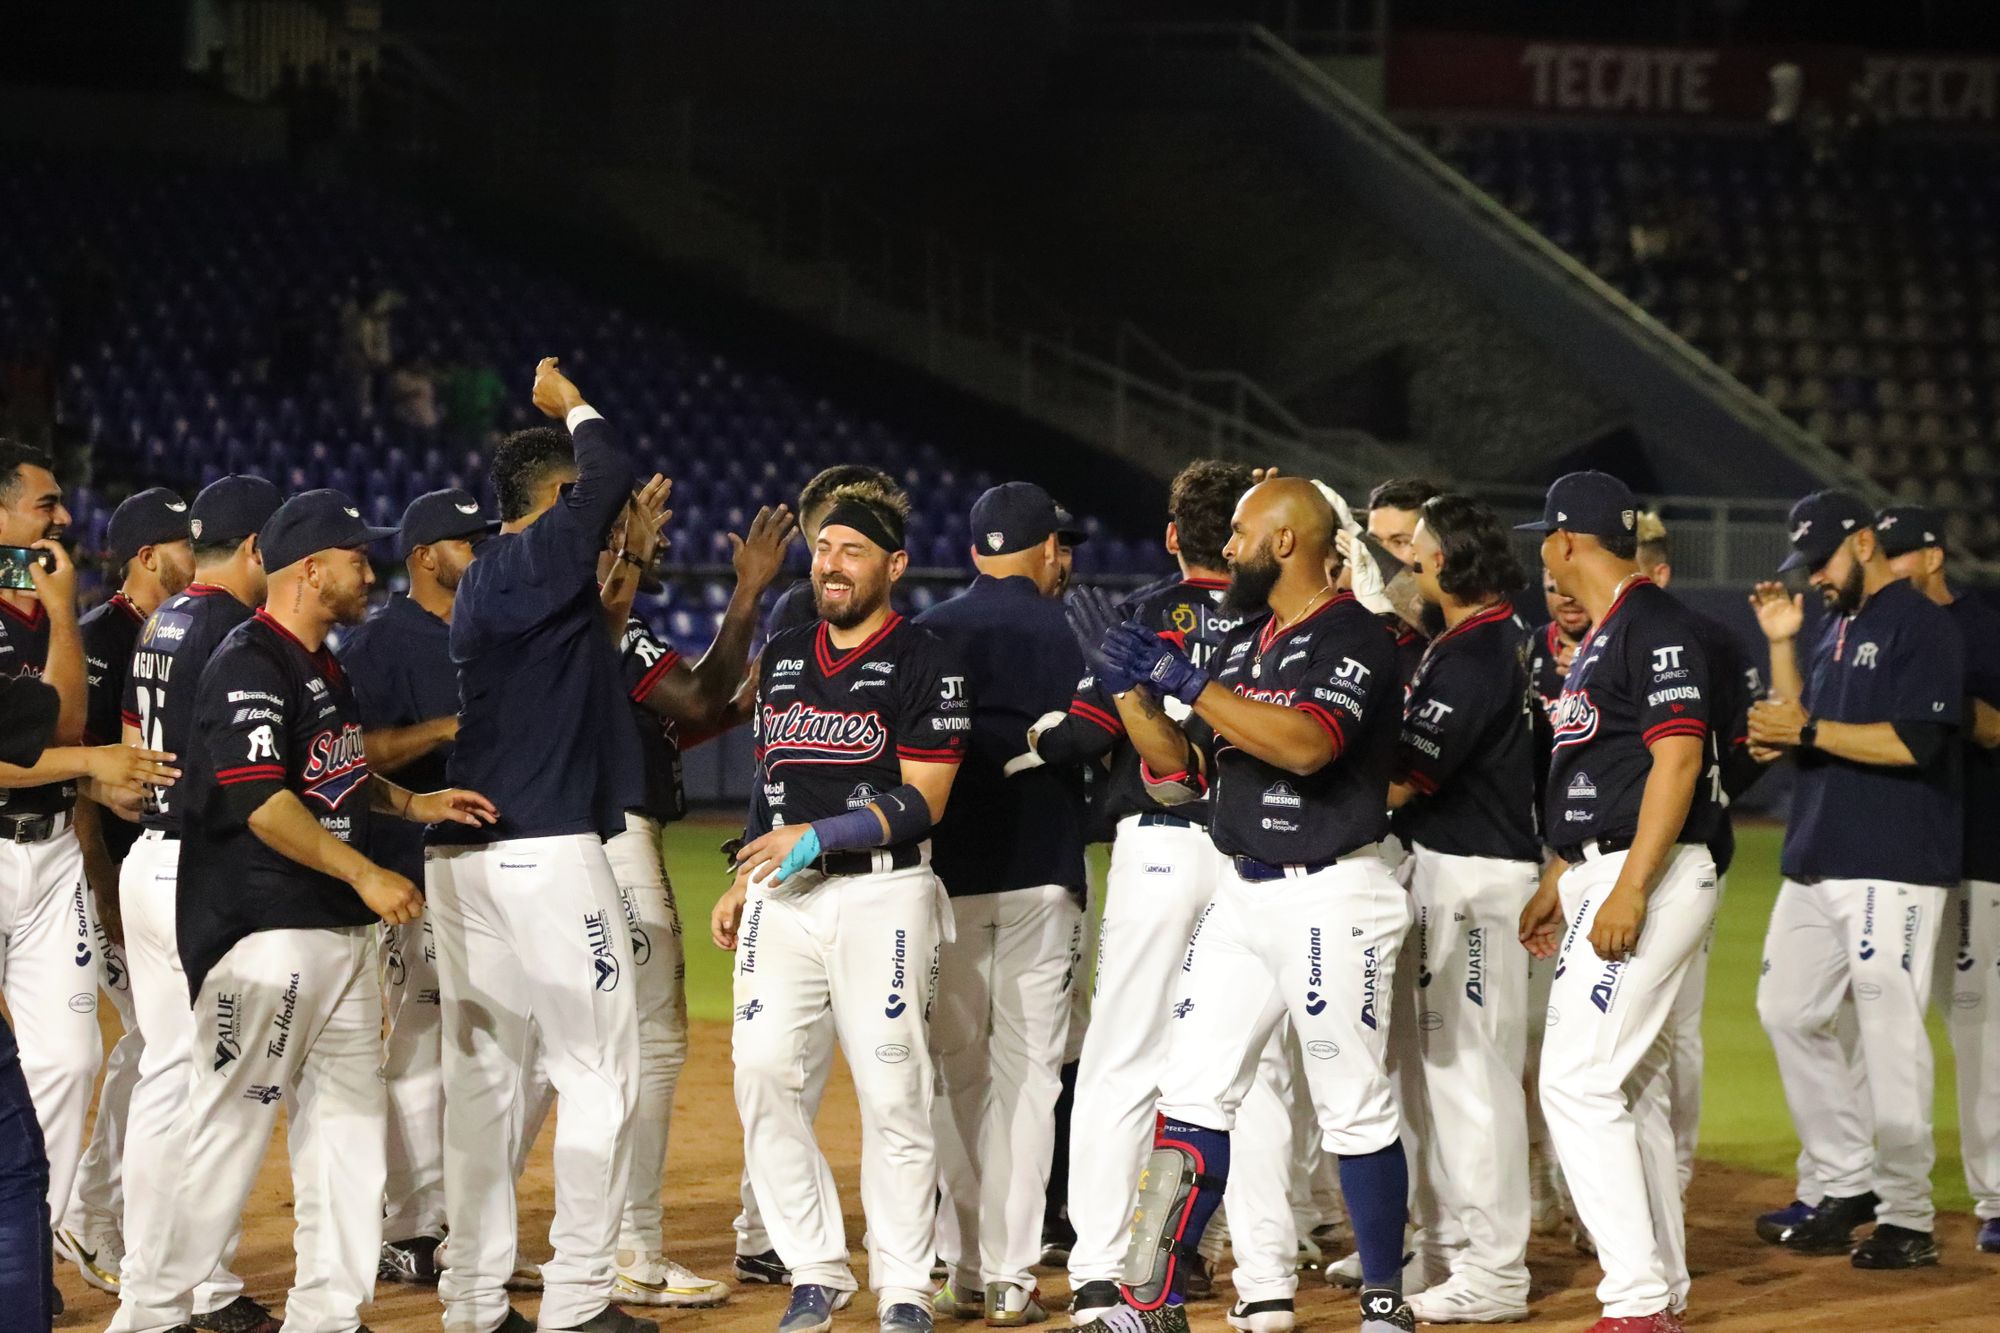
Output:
[
  {"xmin": 1850, "ymin": 1223, "xmax": 1940, "ymax": 1269},
  {"xmin": 735, "ymin": 1248, "xmax": 791, "ymax": 1285},
  {"xmin": 1782, "ymin": 1191, "xmax": 1879, "ymax": 1256},
  {"xmin": 1755, "ymin": 1199, "xmax": 1816, "ymax": 1245},
  {"xmin": 1358, "ymin": 1287, "xmax": 1416, "ymax": 1332},
  {"xmin": 1069, "ymin": 1280, "xmax": 1121, "ymax": 1323},
  {"xmin": 1095, "ymin": 1305, "xmax": 1191, "ymax": 1333},
  {"xmin": 379, "ymin": 1233, "xmax": 445, "ymax": 1283},
  {"xmin": 192, "ymin": 1295, "xmax": 283, "ymax": 1333},
  {"xmin": 1180, "ymin": 1255, "xmax": 1214, "ymax": 1302},
  {"xmin": 543, "ymin": 1305, "xmax": 661, "ymax": 1333}
]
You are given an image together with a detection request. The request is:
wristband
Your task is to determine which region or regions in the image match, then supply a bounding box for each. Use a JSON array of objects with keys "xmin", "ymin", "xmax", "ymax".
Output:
[
  {"xmin": 1799, "ymin": 717, "xmax": 1818, "ymax": 750},
  {"xmin": 810, "ymin": 807, "xmax": 883, "ymax": 854}
]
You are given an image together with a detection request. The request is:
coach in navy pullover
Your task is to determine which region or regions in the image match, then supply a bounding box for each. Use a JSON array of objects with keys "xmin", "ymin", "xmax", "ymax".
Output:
[{"xmin": 437, "ymin": 368, "xmax": 641, "ymax": 845}]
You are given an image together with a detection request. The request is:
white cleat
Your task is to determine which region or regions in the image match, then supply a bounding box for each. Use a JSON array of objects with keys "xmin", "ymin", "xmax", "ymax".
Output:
[
  {"xmin": 1325, "ymin": 1250, "xmax": 1442, "ymax": 1296},
  {"xmin": 615, "ymin": 1251, "xmax": 732, "ymax": 1308},
  {"xmin": 1406, "ymin": 1278, "xmax": 1529, "ymax": 1325},
  {"xmin": 54, "ymin": 1226, "xmax": 122, "ymax": 1294},
  {"xmin": 1225, "ymin": 1298, "xmax": 1295, "ymax": 1333},
  {"xmin": 505, "ymin": 1261, "xmax": 544, "ymax": 1292}
]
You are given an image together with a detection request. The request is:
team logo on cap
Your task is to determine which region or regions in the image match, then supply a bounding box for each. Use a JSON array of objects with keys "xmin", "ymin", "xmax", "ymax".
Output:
[
  {"xmin": 190, "ymin": 518, "xmax": 204, "ymax": 538},
  {"xmin": 1878, "ymin": 514, "xmax": 1899, "ymax": 529},
  {"xmin": 986, "ymin": 531, "xmax": 1005, "ymax": 551},
  {"xmin": 166, "ymin": 500, "xmax": 188, "ymax": 512},
  {"xmin": 1620, "ymin": 509, "xmax": 1635, "ymax": 530},
  {"xmin": 1790, "ymin": 519, "xmax": 1811, "ymax": 543},
  {"xmin": 455, "ymin": 501, "xmax": 479, "ymax": 514},
  {"xmin": 343, "ymin": 506, "xmax": 361, "ymax": 518}
]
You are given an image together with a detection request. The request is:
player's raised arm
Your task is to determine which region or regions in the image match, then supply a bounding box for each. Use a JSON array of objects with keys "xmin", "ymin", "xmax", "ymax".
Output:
[{"xmin": 529, "ymin": 355, "xmax": 640, "ymax": 553}]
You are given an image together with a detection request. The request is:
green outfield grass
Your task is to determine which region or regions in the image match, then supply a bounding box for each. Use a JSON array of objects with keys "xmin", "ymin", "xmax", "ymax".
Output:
[{"xmin": 664, "ymin": 816, "xmax": 1975, "ymax": 1213}]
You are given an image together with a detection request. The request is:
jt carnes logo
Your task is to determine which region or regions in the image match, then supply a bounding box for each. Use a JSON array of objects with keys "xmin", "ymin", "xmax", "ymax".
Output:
[
  {"xmin": 303, "ymin": 723, "xmax": 369, "ymax": 810},
  {"xmin": 759, "ymin": 703, "xmax": 888, "ymax": 770},
  {"xmin": 1414, "ymin": 697, "xmax": 1454, "ymax": 726},
  {"xmin": 1650, "ymin": 645, "xmax": 1684, "ymax": 673}
]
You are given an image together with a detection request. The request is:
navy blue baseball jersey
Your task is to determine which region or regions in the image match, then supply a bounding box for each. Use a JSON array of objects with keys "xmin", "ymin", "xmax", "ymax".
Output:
[
  {"xmin": 338, "ymin": 593, "xmax": 458, "ymax": 884},
  {"xmin": 1783, "ymin": 578, "xmax": 1964, "ymax": 887},
  {"xmin": 1188, "ymin": 591, "xmax": 1399, "ymax": 867},
  {"xmin": 1388, "ymin": 619, "xmax": 1426, "ymax": 690},
  {"xmin": 1035, "ymin": 576, "xmax": 1240, "ymax": 836},
  {"xmin": 176, "ymin": 610, "xmax": 377, "ymax": 997},
  {"xmin": 918, "ymin": 575, "xmax": 1088, "ymax": 898},
  {"xmin": 1528, "ymin": 620, "xmax": 1583, "ymax": 724},
  {"xmin": 1392, "ymin": 602, "xmax": 1540, "ymax": 862},
  {"xmin": 80, "ymin": 592, "xmax": 146, "ymax": 859},
  {"xmin": 748, "ymin": 615, "xmax": 967, "ymax": 839},
  {"xmin": 1689, "ymin": 609, "xmax": 1762, "ymax": 876},
  {"xmin": 1949, "ymin": 593, "xmax": 2000, "ymax": 883},
  {"xmin": 441, "ymin": 413, "xmax": 642, "ymax": 844},
  {"xmin": 619, "ymin": 615, "xmax": 688, "ymax": 824},
  {"xmin": 1544, "ymin": 579, "xmax": 1721, "ymax": 852},
  {"xmin": 123, "ymin": 584, "xmax": 255, "ymax": 835},
  {"xmin": 0, "ymin": 599, "xmax": 73, "ymax": 817}
]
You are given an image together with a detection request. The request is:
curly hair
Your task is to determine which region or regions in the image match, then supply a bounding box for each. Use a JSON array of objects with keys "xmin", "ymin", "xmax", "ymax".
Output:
[
  {"xmin": 1420, "ymin": 493, "xmax": 1527, "ymax": 603},
  {"xmin": 1169, "ymin": 459, "xmax": 1254, "ymax": 570},
  {"xmin": 492, "ymin": 427, "xmax": 575, "ymax": 522}
]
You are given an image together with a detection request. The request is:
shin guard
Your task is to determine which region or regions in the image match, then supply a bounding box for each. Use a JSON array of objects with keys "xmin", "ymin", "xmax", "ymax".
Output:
[{"xmin": 1119, "ymin": 1119, "xmax": 1229, "ymax": 1310}]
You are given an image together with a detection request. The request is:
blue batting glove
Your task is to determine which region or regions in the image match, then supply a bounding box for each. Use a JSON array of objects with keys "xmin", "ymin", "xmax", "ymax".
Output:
[
  {"xmin": 1103, "ymin": 621, "xmax": 1209, "ymax": 707},
  {"xmin": 775, "ymin": 826, "xmax": 823, "ymax": 882},
  {"xmin": 1064, "ymin": 586, "xmax": 1140, "ymax": 694}
]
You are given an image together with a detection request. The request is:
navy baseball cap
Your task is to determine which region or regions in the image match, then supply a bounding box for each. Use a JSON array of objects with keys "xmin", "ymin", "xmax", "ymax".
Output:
[
  {"xmin": 259, "ymin": 489, "xmax": 399, "ymax": 573},
  {"xmin": 1779, "ymin": 489, "xmax": 1873, "ymax": 571},
  {"xmin": 1873, "ymin": 504, "xmax": 1944, "ymax": 558},
  {"xmin": 189, "ymin": 475, "xmax": 282, "ymax": 549},
  {"xmin": 1513, "ymin": 471, "xmax": 1639, "ymax": 540},
  {"xmin": 107, "ymin": 487, "xmax": 192, "ymax": 564},
  {"xmin": 969, "ymin": 481, "xmax": 1088, "ymax": 556},
  {"xmin": 398, "ymin": 488, "xmax": 498, "ymax": 559}
]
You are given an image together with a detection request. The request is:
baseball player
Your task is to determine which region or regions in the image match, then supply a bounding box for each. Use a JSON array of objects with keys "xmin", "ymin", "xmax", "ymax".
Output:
[
  {"xmin": 711, "ymin": 486, "xmax": 968, "ymax": 1333},
  {"xmin": 1, "ymin": 668, "xmax": 63, "ymax": 1329},
  {"xmin": 1747, "ymin": 490, "xmax": 1963, "ymax": 1269},
  {"xmin": 0, "ymin": 441, "xmax": 174, "ymax": 1275},
  {"xmin": 109, "ymin": 489, "xmax": 494, "ymax": 1333},
  {"xmin": 56, "ymin": 486, "xmax": 193, "ymax": 1293},
  {"xmin": 1386, "ymin": 495, "xmax": 1539, "ymax": 1325},
  {"xmin": 1079, "ymin": 477, "xmax": 1416, "ymax": 1333},
  {"xmin": 1515, "ymin": 471, "xmax": 1723, "ymax": 1333},
  {"xmin": 1877, "ymin": 504, "xmax": 2000, "ymax": 1254},
  {"xmin": 337, "ymin": 488, "xmax": 493, "ymax": 1285},
  {"xmin": 918, "ymin": 481, "xmax": 1090, "ymax": 1326},
  {"xmin": 1529, "ymin": 570, "xmax": 1592, "ymax": 723},
  {"xmin": 1363, "ymin": 478, "xmax": 1442, "ymax": 682},
  {"xmin": 112, "ymin": 474, "xmax": 283, "ymax": 1333}
]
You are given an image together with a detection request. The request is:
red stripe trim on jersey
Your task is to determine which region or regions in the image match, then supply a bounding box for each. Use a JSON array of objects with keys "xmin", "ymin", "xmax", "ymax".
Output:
[
  {"xmin": 1400, "ymin": 767, "xmax": 1439, "ymax": 795},
  {"xmin": 1431, "ymin": 599, "xmax": 1515, "ymax": 649},
  {"xmin": 107, "ymin": 592, "xmax": 143, "ymax": 622},
  {"xmin": 1255, "ymin": 590, "xmax": 1354, "ymax": 658},
  {"xmin": 629, "ymin": 651, "xmax": 681, "ymax": 703},
  {"xmin": 183, "ymin": 582, "xmax": 234, "ymax": 598},
  {"xmin": 814, "ymin": 613, "xmax": 903, "ymax": 678},
  {"xmin": 0, "ymin": 596, "xmax": 47, "ymax": 629},
  {"xmin": 1069, "ymin": 699, "xmax": 1122, "ymax": 735},
  {"xmin": 1182, "ymin": 576, "xmax": 1227, "ymax": 590},
  {"xmin": 1598, "ymin": 576, "xmax": 1654, "ymax": 633},
  {"xmin": 1296, "ymin": 701, "xmax": 1347, "ymax": 755},
  {"xmin": 1642, "ymin": 719, "xmax": 1708, "ymax": 746},
  {"xmin": 120, "ymin": 710, "xmax": 140, "ymax": 727},
  {"xmin": 896, "ymin": 746, "xmax": 963, "ymax": 764},
  {"xmin": 253, "ymin": 608, "xmax": 341, "ymax": 677},
  {"xmin": 216, "ymin": 765, "xmax": 287, "ymax": 785}
]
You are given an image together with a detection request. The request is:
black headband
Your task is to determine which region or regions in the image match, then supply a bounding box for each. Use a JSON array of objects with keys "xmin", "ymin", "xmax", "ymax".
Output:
[{"xmin": 820, "ymin": 499, "xmax": 905, "ymax": 553}]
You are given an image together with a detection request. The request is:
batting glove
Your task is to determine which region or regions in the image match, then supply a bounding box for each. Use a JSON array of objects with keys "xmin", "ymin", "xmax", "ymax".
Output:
[
  {"xmin": 1103, "ymin": 621, "xmax": 1209, "ymax": 707},
  {"xmin": 1065, "ymin": 585, "xmax": 1141, "ymax": 694}
]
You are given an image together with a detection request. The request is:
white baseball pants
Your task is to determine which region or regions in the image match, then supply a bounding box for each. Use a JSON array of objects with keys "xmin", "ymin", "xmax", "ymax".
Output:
[
  {"xmin": 379, "ymin": 913, "xmax": 444, "ymax": 1242},
  {"xmin": 110, "ymin": 924, "xmax": 384, "ymax": 1333},
  {"xmin": 1757, "ymin": 876, "xmax": 1946, "ymax": 1231},
  {"xmin": 1665, "ymin": 873, "xmax": 1723, "ymax": 1196},
  {"xmin": 933, "ymin": 882, "xmax": 1082, "ymax": 1293},
  {"xmin": 63, "ymin": 898, "xmax": 139, "ymax": 1243},
  {"xmin": 0, "ymin": 827, "xmax": 103, "ymax": 1224},
  {"xmin": 1408, "ymin": 843, "xmax": 1538, "ymax": 1302},
  {"xmin": 111, "ymin": 832, "xmax": 244, "ymax": 1316},
  {"xmin": 1222, "ymin": 1023, "xmax": 1307, "ymax": 1302},
  {"xmin": 1541, "ymin": 844, "xmax": 1717, "ymax": 1321},
  {"xmin": 735, "ymin": 1012, "xmax": 834, "ymax": 1257},
  {"xmin": 430, "ymin": 834, "xmax": 640, "ymax": 1332},
  {"xmin": 732, "ymin": 858, "xmax": 945, "ymax": 1309},
  {"xmin": 1940, "ymin": 879, "xmax": 2000, "ymax": 1219}
]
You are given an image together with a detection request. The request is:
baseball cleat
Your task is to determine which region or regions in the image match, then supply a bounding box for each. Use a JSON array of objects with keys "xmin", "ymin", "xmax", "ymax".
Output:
[
  {"xmin": 1979, "ymin": 1218, "xmax": 2000, "ymax": 1254},
  {"xmin": 885, "ymin": 1302, "xmax": 937, "ymax": 1333},
  {"xmin": 1068, "ymin": 1280, "xmax": 1121, "ymax": 1325},
  {"xmin": 492, "ymin": 1312, "xmax": 537, "ymax": 1333},
  {"xmin": 1849, "ymin": 1223, "xmax": 1940, "ymax": 1269},
  {"xmin": 984, "ymin": 1281, "xmax": 1049, "ymax": 1327},
  {"xmin": 544, "ymin": 1306, "xmax": 661, "ymax": 1333},
  {"xmin": 1224, "ymin": 1296, "xmax": 1295, "ymax": 1332},
  {"xmin": 1754, "ymin": 1199, "xmax": 1817, "ymax": 1244},
  {"xmin": 1405, "ymin": 1277, "xmax": 1530, "ymax": 1325},
  {"xmin": 190, "ymin": 1295, "xmax": 282, "ymax": 1333},
  {"xmin": 737, "ymin": 1249, "xmax": 792, "ymax": 1285},
  {"xmin": 934, "ymin": 1282, "xmax": 986, "ymax": 1319},
  {"xmin": 379, "ymin": 1233, "xmax": 444, "ymax": 1284},
  {"xmin": 54, "ymin": 1225, "xmax": 122, "ymax": 1293},
  {"xmin": 1180, "ymin": 1255, "xmax": 1214, "ymax": 1301},
  {"xmin": 1358, "ymin": 1287, "xmax": 1416, "ymax": 1332},
  {"xmin": 1781, "ymin": 1191, "xmax": 1879, "ymax": 1256},
  {"xmin": 780, "ymin": 1285, "xmax": 845, "ymax": 1333},
  {"xmin": 614, "ymin": 1251, "xmax": 731, "ymax": 1308},
  {"xmin": 1040, "ymin": 1223, "xmax": 1076, "ymax": 1270},
  {"xmin": 1327, "ymin": 1247, "xmax": 1438, "ymax": 1295},
  {"xmin": 505, "ymin": 1260, "xmax": 544, "ymax": 1291},
  {"xmin": 1585, "ymin": 1316, "xmax": 1682, "ymax": 1332},
  {"xmin": 1095, "ymin": 1304, "xmax": 1192, "ymax": 1333}
]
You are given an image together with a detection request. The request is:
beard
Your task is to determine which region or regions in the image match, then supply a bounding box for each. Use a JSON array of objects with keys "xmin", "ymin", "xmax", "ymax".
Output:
[
  {"xmin": 1223, "ymin": 544, "xmax": 1281, "ymax": 616},
  {"xmin": 815, "ymin": 573, "xmax": 885, "ymax": 629},
  {"xmin": 323, "ymin": 580, "xmax": 371, "ymax": 627},
  {"xmin": 1820, "ymin": 560, "xmax": 1865, "ymax": 614}
]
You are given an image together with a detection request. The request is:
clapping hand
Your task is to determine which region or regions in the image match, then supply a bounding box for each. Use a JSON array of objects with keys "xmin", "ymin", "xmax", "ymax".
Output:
[
  {"xmin": 1102, "ymin": 622, "xmax": 1209, "ymax": 707},
  {"xmin": 1064, "ymin": 586, "xmax": 1138, "ymax": 693}
]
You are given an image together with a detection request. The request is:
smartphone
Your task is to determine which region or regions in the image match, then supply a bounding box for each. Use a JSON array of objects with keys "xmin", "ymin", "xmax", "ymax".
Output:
[{"xmin": 0, "ymin": 545, "xmax": 55, "ymax": 592}]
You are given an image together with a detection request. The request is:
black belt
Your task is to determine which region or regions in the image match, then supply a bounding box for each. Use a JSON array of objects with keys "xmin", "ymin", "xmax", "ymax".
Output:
[
  {"xmin": 1138, "ymin": 812, "xmax": 1195, "ymax": 829},
  {"xmin": 818, "ymin": 845, "xmax": 923, "ymax": 876},
  {"xmin": 2, "ymin": 809, "xmax": 71, "ymax": 844},
  {"xmin": 1555, "ymin": 834, "xmax": 1711, "ymax": 867},
  {"xmin": 1232, "ymin": 855, "xmax": 1334, "ymax": 882}
]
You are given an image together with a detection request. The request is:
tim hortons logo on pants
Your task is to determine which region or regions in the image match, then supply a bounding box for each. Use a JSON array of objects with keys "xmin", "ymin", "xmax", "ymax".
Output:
[
  {"xmin": 266, "ymin": 972, "xmax": 301, "ymax": 1059},
  {"xmin": 740, "ymin": 899, "xmax": 763, "ymax": 974},
  {"xmin": 585, "ymin": 910, "xmax": 620, "ymax": 992}
]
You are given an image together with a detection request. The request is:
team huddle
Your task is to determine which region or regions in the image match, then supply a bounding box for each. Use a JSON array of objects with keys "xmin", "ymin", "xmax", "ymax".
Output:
[{"xmin": 0, "ymin": 356, "xmax": 1993, "ymax": 1333}]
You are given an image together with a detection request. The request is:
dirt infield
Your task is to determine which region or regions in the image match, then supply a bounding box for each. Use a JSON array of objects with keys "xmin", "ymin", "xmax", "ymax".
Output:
[{"xmin": 53, "ymin": 1017, "xmax": 1996, "ymax": 1332}]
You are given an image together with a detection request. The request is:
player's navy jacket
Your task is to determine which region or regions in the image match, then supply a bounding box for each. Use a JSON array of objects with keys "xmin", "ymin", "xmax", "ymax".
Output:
[
  {"xmin": 339, "ymin": 593, "xmax": 458, "ymax": 883},
  {"xmin": 123, "ymin": 583, "xmax": 255, "ymax": 835},
  {"xmin": 441, "ymin": 412, "xmax": 641, "ymax": 844},
  {"xmin": 0, "ymin": 599, "xmax": 73, "ymax": 817},
  {"xmin": 917, "ymin": 575, "xmax": 1089, "ymax": 898},
  {"xmin": 176, "ymin": 610, "xmax": 377, "ymax": 996},
  {"xmin": 619, "ymin": 615, "xmax": 688, "ymax": 824},
  {"xmin": 1949, "ymin": 592, "xmax": 2000, "ymax": 883},
  {"xmin": 1544, "ymin": 579, "xmax": 1721, "ymax": 854},
  {"xmin": 1392, "ymin": 601, "xmax": 1540, "ymax": 862},
  {"xmin": 80, "ymin": 592, "xmax": 146, "ymax": 858},
  {"xmin": 1784, "ymin": 579, "xmax": 1964, "ymax": 887},
  {"xmin": 1178, "ymin": 590, "xmax": 1399, "ymax": 868},
  {"xmin": 1035, "ymin": 575, "xmax": 1239, "ymax": 839},
  {"xmin": 748, "ymin": 615, "xmax": 966, "ymax": 840}
]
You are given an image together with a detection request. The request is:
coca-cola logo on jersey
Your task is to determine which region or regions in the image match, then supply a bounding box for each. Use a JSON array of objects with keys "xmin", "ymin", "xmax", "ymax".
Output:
[
  {"xmin": 760, "ymin": 702, "xmax": 888, "ymax": 770},
  {"xmin": 1550, "ymin": 689, "xmax": 1600, "ymax": 748},
  {"xmin": 303, "ymin": 723, "xmax": 369, "ymax": 811}
]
